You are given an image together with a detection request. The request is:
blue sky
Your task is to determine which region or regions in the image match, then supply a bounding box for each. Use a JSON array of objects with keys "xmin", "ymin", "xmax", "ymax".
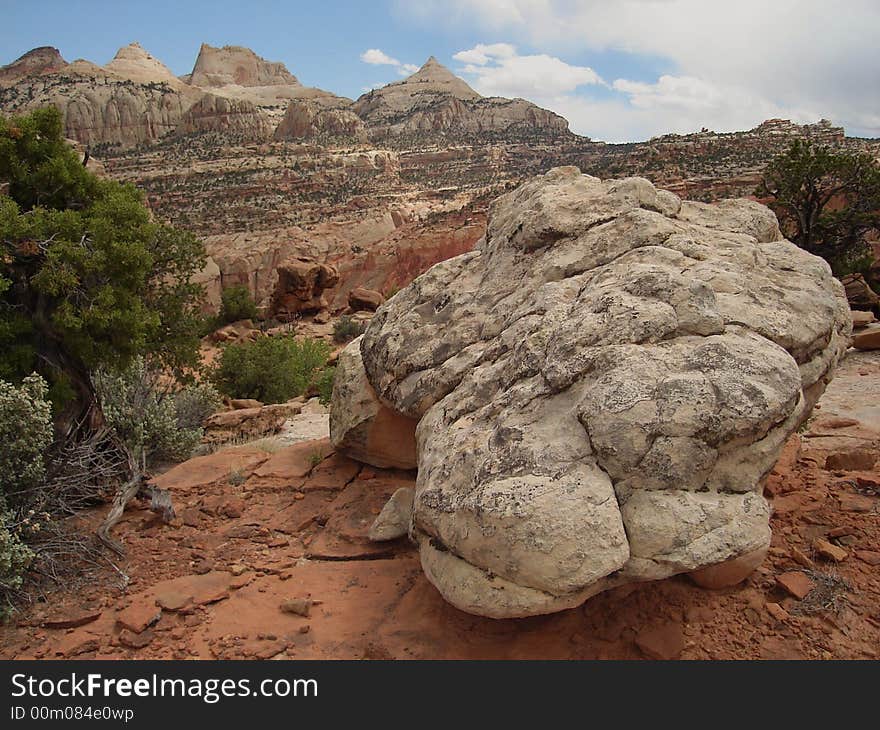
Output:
[{"xmin": 3, "ymin": 0, "xmax": 879, "ymax": 142}]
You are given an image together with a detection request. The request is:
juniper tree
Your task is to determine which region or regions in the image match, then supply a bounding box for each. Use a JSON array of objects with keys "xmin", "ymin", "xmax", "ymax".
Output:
[
  {"xmin": 0, "ymin": 107, "xmax": 207, "ymax": 430},
  {"xmin": 760, "ymin": 141, "xmax": 880, "ymax": 276}
]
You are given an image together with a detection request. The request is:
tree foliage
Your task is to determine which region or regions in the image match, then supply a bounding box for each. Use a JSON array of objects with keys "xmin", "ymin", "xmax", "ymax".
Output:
[
  {"xmin": 210, "ymin": 335, "xmax": 331, "ymax": 404},
  {"xmin": 760, "ymin": 141, "xmax": 880, "ymax": 275},
  {"xmin": 0, "ymin": 107, "xmax": 207, "ymax": 424}
]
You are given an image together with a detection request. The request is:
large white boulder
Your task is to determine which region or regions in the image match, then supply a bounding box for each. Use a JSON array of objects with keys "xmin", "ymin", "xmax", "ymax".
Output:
[{"xmin": 332, "ymin": 167, "xmax": 851, "ymax": 617}]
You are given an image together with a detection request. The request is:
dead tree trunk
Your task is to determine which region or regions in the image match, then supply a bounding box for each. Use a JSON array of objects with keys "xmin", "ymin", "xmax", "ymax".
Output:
[{"xmin": 96, "ymin": 448, "xmax": 176, "ymax": 556}]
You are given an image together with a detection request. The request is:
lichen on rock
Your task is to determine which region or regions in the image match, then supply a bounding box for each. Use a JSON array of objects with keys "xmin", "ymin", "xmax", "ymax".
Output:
[{"xmin": 331, "ymin": 166, "xmax": 851, "ymax": 618}]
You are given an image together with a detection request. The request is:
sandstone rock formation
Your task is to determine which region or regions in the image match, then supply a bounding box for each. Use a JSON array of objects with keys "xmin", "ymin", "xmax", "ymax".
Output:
[
  {"xmin": 330, "ymin": 337, "xmax": 418, "ymax": 470},
  {"xmin": 105, "ymin": 42, "xmax": 186, "ymax": 87},
  {"xmin": 332, "ymin": 167, "xmax": 851, "ymax": 618},
  {"xmin": 853, "ymin": 324, "xmax": 880, "ymax": 350},
  {"xmin": 0, "ymin": 44, "xmax": 203, "ymax": 147},
  {"xmin": 0, "ymin": 42, "xmax": 346, "ymax": 148},
  {"xmin": 352, "ymin": 57, "xmax": 571, "ymax": 143},
  {"xmin": 189, "ymin": 43, "xmax": 300, "ymax": 89},
  {"xmin": 0, "ymin": 46, "xmax": 67, "ymax": 86},
  {"xmin": 268, "ymin": 258, "xmax": 339, "ymax": 320},
  {"xmin": 273, "ymin": 99, "xmax": 367, "ymax": 143},
  {"xmin": 369, "ymin": 487, "xmax": 415, "ymax": 541},
  {"xmin": 177, "ymin": 93, "xmax": 273, "ymax": 138},
  {"xmin": 202, "ymin": 401, "xmax": 304, "ymax": 446},
  {"xmin": 347, "ymin": 287, "xmax": 385, "ymax": 312},
  {"xmin": 185, "ymin": 43, "xmax": 346, "ymax": 119},
  {"xmin": 841, "ymin": 273, "xmax": 879, "ymax": 313}
]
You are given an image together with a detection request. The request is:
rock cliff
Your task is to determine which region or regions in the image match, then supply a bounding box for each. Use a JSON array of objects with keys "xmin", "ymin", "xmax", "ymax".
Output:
[
  {"xmin": 0, "ymin": 46, "xmax": 67, "ymax": 86},
  {"xmin": 189, "ymin": 43, "xmax": 301, "ymax": 88},
  {"xmin": 105, "ymin": 42, "xmax": 186, "ymax": 87},
  {"xmin": 178, "ymin": 93, "xmax": 273, "ymax": 138},
  {"xmin": 273, "ymin": 99, "xmax": 367, "ymax": 143}
]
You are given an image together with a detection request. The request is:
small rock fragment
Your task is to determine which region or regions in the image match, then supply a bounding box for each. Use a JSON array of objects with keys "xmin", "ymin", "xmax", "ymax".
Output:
[
  {"xmin": 42, "ymin": 611, "xmax": 102, "ymax": 630},
  {"xmin": 116, "ymin": 602, "xmax": 162, "ymax": 634},
  {"xmin": 118, "ymin": 629, "xmax": 154, "ymax": 649},
  {"xmin": 777, "ymin": 571, "xmax": 815, "ymax": 599},
  {"xmin": 368, "ymin": 487, "xmax": 414, "ymax": 542},
  {"xmin": 813, "ymin": 538, "xmax": 848, "ymax": 563},
  {"xmin": 765, "ymin": 602, "xmax": 790, "ymax": 622},
  {"xmin": 791, "ymin": 547, "xmax": 814, "ymax": 569},
  {"xmin": 635, "ymin": 622, "xmax": 685, "ymax": 660},
  {"xmin": 154, "ymin": 590, "xmax": 193, "ymax": 613},
  {"xmin": 838, "ymin": 493, "xmax": 876, "ymax": 513},
  {"xmin": 856, "ymin": 550, "xmax": 880, "ymax": 566},
  {"xmin": 825, "ymin": 449, "xmax": 877, "ymax": 472},
  {"xmin": 280, "ymin": 598, "xmax": 312, "ymax": 617}
]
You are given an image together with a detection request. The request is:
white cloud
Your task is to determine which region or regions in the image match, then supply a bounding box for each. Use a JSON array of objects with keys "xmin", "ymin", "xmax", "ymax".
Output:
[
  {"xmin": 361, "ymin": 48, "xmax": 422, "ymax": 82},
  {"xmin": 455, "ymin": 44, "xmax": 603, "ymax": 100},
  {"xmin": 453, "ymin": 43, "xmax": 517, "ymax": 66},
  {"xmin": 361, "ymin": 48, "xmax": 401, "ymax": 66},
  {"xmin": 550, "ymin": 80, "xmax": 818, "ymax": 143},
  {"xmin": 396, "ymin": 0, "xmax": 880, "ymax": 139}
]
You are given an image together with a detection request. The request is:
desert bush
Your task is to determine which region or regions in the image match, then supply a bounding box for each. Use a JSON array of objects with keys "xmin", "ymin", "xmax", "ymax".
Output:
[
  {"xmin": 333, "ymin": 316, "xmax": 366, "ymax": 343},
  {"xmin": 0, "ymin": 375, "xmax": 52, "ymax": 617},
  {"xmin": 211, "ymin": 335, "xmax": 331, "ymax": 404},
  {"xmin": 0, "ymin": 513, "xmax": 34, "ymax": 616},
  {"xmin": 172, "ymin": 381, "xmax": 222, "ymax": 432},
  {"xmin": 94, "ymin": 357, "xmax": 221, "ymax": 465},
  {"xmin": 219, "ymin": 284, "xmax": 258, "ymax": 325},
  {"xmin": 0, "ymin": 374, "xmax": 53, "ymax": 502},
  {"xmin": 313, "ymin": 366, "xmax": 336, "ymax": 406}
]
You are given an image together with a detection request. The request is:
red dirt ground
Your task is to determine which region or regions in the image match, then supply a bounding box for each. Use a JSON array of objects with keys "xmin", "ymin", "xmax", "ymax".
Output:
[{"xmin": 1, "ymin": 352, "xmax": 878, "ymax": 660}]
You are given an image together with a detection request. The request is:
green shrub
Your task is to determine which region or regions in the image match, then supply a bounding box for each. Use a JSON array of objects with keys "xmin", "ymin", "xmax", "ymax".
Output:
[
  {"xmin": 0, "ymin": 513, "xmax": 34, "ymax": 616},
  {"xmin": 313, "ymin": 366, "xmax": 336, "ymax": 406},
  {"xmin": 0, "ymin": 374, "xmax": 53, "ymax": 503},
  {"xmin": 210, "ymin": 335, "xmax": 331, "ymax": 404},
  {"xmin": 333, "ymin": 316, "xmax": 366, "ymax": 344},
  {"xmin": 219, "ymin": 284, "xmax": 258, "ymax": 324},
  {"xmin": 0, "ymin": 374, "xmax": 51, "ymax": 616},
  {"xmin": 94, "ymin": 357, "xmax": 221, "ymax": 464}
]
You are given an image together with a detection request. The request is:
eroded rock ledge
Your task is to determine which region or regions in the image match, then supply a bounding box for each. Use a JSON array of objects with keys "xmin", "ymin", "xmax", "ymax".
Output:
[{"xmin": 331, "ymin": 167, "xmax": 851, "ymax": 618}]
